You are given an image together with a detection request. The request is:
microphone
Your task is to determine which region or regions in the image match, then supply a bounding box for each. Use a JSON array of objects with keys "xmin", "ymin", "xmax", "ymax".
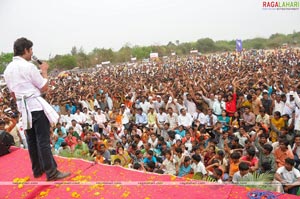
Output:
[{"xmin": 32, "ymin": 55, "xmax": 43, "ymax": 65}]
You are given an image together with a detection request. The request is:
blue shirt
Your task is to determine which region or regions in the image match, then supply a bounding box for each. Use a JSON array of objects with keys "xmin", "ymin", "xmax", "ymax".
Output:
[
  {"xmin": 143, "ymin": 156, "xmax": 157, "ymax": 164},
  {"xmin": 66, "ymin": 104, "xmax": 76, "ymax": 114},
  {"xmin": 175, "ymin": 129, "xmax": 186, "ymax": 138},
  {"xmin": 52, "ymin": 105, "xmax": 60, "ymax": 113},
  {"xmin": 136, "ymin": 113, "xmax": 148, "ymax": 125},
  {"xmin": 54, "ymin": 137, "xmax": 65, "ymax": 150},
  {"xmin": 54, "ymin": 127, "xmax": 67, "ymax": 137},
  {"xmin": 178, "ymin": 164, "xmax": 192, "ymax": 177}
]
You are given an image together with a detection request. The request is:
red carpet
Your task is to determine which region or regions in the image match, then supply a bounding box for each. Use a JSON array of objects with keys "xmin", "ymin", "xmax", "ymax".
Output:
[{"xmin": 0, "ymin": 147, "xmax": 298, "ymax": 199}]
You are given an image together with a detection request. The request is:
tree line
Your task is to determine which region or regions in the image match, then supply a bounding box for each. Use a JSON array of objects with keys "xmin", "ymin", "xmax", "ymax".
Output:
[{"xmin": 1, "ymin": 31, "xmax": 300, "ymax": 73}]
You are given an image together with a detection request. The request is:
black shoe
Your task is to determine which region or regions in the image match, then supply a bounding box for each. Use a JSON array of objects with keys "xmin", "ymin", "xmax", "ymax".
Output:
[
  {"xmin": 34, "ymin": 172, "xmax": 44, "ymax": 178},
  {"xmin": 47, "ymin": 171, "xmax": 71, "ymax": 181}
]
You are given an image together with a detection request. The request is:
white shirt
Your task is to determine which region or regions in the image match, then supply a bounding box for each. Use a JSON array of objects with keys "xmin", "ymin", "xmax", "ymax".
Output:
[
  {"xmin": 83, "ymin": 112, "xmax": 93, "ymax": 125},
  {"xmin": 122, "ymin": 108, "xmax": 131, "ymax": 124},
  {"xmin": 276, "ymin": 166, "xmax": 300, "ymax": 184},
  {"xmin": 72, "ymin": 112, "xmax": 86, "ymax": 124},
  {"xmin": 213, "ymin": 100, "xmax": 225, "ymax": 116},
  {"xmin": 140, "ymin": 101, "xmax": 151, "ymax": 113},
  {"xmin": 292, "ymin": 143, "xmax": 300, "ymax": 157},
  {"xmin": 62, "ymin": 114, "xmax": 74, "ymax": 126},
  {"xmin": 4, "ymin": 56, "xmax": 47, "ymax": 112},
  {"xmin": 79, "ymin": 100, "xmax": 90, "ymax": 110},
  {"xmin": 294, "ymin": 107, "xmax": 300, "ymax": 131},
  {"xmin": 273, "ymin": 100, "xmax": 284, "ymax": 115},
  {"xmin": 153, "ymin": 100, "xmax": 164, "ymax": 113},
  {"xmin": 184, "ymin": 100, "xmax": 197, "ymax": 115},
  {"xmin": 283, "ymin": 95, "xmax": 296, "ymax": 117},
  {"xmin": 292, "ymin": 92, "xmax": 300, "ymax": 131},
  {"xmin": 106, "ymin": 95, "xmax": 113, "ymax": 110},
  {"xmin": 166, "ymin": 113, "xmax": 178, "ymax": 129},
  {"xmin": 94, "ymin": 112, "xmax": 107, "ymax": 125},
  {"xmin": 205, "ymin": 114, "xmax": 218, "ymax": 126},
  {"xmin": 148, "ymin": 138, "xmax": 158, "ymax": 149},
  {"xmin": 232, "ymin": 171, "xmax": 251, "ymax": 184},
  {"xmin": 191, "ymin": 161, "xmax": 207, "ymax": 175},
  {"xmin": 178, "ymin": 113, "xmax": 193, "ymax": 127},
  {"xmin": 157, "ymin": 112, "xmax": 167, "ymax": 124},
  {"xmin": 192, "ymin": 112, "xmax": 206, "ymax": 125},
  {"xmin": 162, "ymin": 158, "xmax": 177, "ymax": 175}
]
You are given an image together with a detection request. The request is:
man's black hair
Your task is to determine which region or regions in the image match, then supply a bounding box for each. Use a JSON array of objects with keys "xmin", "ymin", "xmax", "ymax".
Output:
[
  {"xmin": 192, "ymin": 154, "xmax": 201, "ymax": 162},
  {"xmin": 14, "ymin": 37, "xmax": 33, "ymax": 56},
  {"xmin": 263, "ymin": 144, "xmax": 273, "ymax": 153},
  {"xmin": 239, "ymin": 162, "xmax": 249, "ymax": 171},
  {"xmin": 285, "ymin": 158, "xmax": 295, "ymax": 166}
]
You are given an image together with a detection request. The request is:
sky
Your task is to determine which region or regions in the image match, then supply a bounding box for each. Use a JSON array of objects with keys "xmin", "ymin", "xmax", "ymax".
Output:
[{"xmin": 1, "ymin": 0, "xmax": 300, "ymax": 59}]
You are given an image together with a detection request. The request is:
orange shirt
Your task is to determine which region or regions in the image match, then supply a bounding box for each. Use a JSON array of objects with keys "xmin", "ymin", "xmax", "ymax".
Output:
[
  {"xmin": 115, "ymin": 114, "xmax": 122, "ymax": 125},
  {"xmin": 229, "ymin": 160, "xmax": 240, "ymax": 177},
  {"xmin": 95, "ymin": 156, "xmax": 104, "ymax": 164},
  {"xmin": 274, "ymin": 148, "xmax": 294, "ymax": 168},
  {"xmin": 124, "ymin": 101, "xmax": 133, "ymax": 108},
  {"xmin": 141, "ymin": 132, "xmax": 149, "ymax": 143}
]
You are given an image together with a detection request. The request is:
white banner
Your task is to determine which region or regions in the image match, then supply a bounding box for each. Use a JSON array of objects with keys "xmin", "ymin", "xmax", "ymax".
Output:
[{"xmin": 150, "ymin": 53, "xmax": 158, "ymax": 58}]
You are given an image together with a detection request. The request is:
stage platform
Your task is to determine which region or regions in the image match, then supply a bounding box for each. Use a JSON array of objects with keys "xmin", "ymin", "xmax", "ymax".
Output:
[{"xmin": 0, "ymin": 147, "xmax": 298, "ymax": 199}]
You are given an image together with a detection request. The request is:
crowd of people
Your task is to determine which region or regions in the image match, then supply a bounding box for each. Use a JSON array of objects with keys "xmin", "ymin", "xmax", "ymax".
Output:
[{"xmin": 1, "ymin": 47, "xmax": 300, "ymax": 194}]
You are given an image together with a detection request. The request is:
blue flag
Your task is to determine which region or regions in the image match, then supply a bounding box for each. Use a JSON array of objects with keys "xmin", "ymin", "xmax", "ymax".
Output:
[{"xmin": 236, "ymin": 39, "xmax": 243, "ymax": 52}]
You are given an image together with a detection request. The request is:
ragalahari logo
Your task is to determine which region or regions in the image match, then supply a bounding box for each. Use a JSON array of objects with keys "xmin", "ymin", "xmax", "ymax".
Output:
[{"xmin": 262, "ymin": 1, "xmax": 300, "ymax": 10}]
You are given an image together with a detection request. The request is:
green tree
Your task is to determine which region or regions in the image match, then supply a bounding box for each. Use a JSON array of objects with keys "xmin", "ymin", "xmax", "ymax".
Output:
[
  {"xmin": 49, "ymin": 55, "xmax": 77, "ymax": 70},
  {"xmin": 76, "ymin": 48, "xmax": 90, "ymax": 69},
  {"xmin": 195, "ymin": 38, "xmax": 217, "ymax": 53},
  {"xmin": 71, "ymin": 46, "xmax": 78, "ymax": 56},
  {"xmin": 132, "ymin": 46, "xmax": 152, "ymax": 59},
  {"xmin": 91, "ymin": 48, "xmax": 115, "ymax": 63},
  {"xmin": 0, "ymin": 52, "xmax": 13, "ymax": 73},
  {"xmin": 115, "ymin": 45, "xmax": 132, "ymax": 63}
]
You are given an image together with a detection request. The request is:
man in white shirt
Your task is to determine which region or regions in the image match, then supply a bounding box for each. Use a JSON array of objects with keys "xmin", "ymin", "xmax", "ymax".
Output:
[
  {"xmin": 82, "ymin": 107, "xmax": 93, "ymax": 126},
  {"xmin": 283, "ymin": 93, "xmax": 296, "ymax": 117},
  {"xmin": 191, "ymin": 154, "xmax": 207, "ymax": 176},
  {"xmin": 153, "ymin": 95, "xmax": 164, "ymax": 113},
  {"xmin": 292, "ymin": 91, "xmax": 300, "ymax": 133},
  {"xmin": 273, "ymin": 94, "xmax": 284, "ymax": 115},
  {"xmin": 78, "ymin": 95, "xmax": 90, "ymax": 111},
  {"xmin": 120, "ymin": 104, "xmax": 131, "ymax": 130},
  {"xmin": 156, "ymin": 107, "xmax": 167, "ymax": 134},
  {"xmin": 232, "ymin": 162, "xmax": 252, "ymax": 184},
  {"xmin": 184, "ymin": 93, "xmax": 197, "ymax": 115},
  {"xmin": 292, "ymin": 135, "xmax": 300, "ymax": 170},
  {"xmin": 192, "ymin": 107, "xmax": 206, "ymax": 127},
  {"xmin": 205, "ymin": 109, "xmax": 218, "ymax": 128},
  {"xmin": 3, "ymin": 38, "xmax": 70, "ymax": 181},
  {"xmin": 275, "ymin": 158, "xmax": 300, "ymax": 195},
  {"xmin": 165, "ymin": 107, "xmax": 178, "ymax": 130},
  {"xmin": 213, "ymin": 95, "xmax": 225, "ymax": 116},
  {"xmin": 93, "ymin": 108, "xmax": 107, "ymax": 133},
  {"xmin": 62, "ymin": 110, "xmax": 74, "ymax": 126},
  {"xmin": 72, "ymin": 109, "xmax": 86, "ymax": 126},
  {"xmin": 139, "ymin": 96, "xmax": 151, "ymax": 114},
  {"xmin": 178, "ymin": 108, "xmax": 193, "ymax": 129},
  {"xmin": 66, "ymin": 119, "xmax": 83, "ymax": 136}
]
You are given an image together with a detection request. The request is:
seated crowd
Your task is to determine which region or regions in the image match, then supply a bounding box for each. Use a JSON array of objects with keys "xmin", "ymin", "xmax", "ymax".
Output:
[{"xmin": 1, "ymin": 48, "xmax": 300, "ymax": 194}]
